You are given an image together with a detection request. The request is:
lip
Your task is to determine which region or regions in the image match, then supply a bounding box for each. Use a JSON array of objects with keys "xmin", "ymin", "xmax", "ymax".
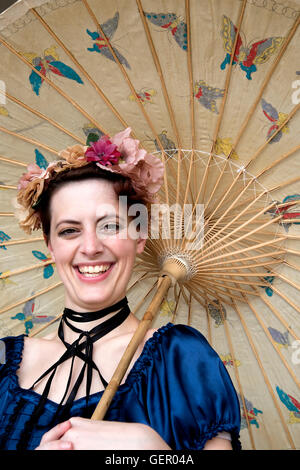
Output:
[
  {"xmin": 76, "ymin": 261, "xmax": 114, "ymax": 268},
  {"xmin": 74, "ymin": 263, "xmax": 115, "ymax": 283}
]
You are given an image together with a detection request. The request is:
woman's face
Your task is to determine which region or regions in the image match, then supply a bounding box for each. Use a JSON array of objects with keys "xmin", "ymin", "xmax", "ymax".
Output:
[{"xmin": 47, "ymin": 178, "xmax": 146, "ymax": 312}]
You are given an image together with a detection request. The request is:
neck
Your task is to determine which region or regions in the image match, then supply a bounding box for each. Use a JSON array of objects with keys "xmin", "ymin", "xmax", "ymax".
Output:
[{"xmin": 60, "ymin": 297, "xmax": 129, "ymax": 344}]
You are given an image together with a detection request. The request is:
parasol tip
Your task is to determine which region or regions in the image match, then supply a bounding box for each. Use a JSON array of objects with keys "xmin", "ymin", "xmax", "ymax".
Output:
[{"xmin": 159, "ymin": 256, "xmax": 190, "ymax": 286}]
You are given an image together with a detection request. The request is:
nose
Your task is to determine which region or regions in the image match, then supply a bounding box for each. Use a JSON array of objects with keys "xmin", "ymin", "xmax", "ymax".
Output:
[{"xmin": 80, "ymin": 228, "xmax": 104, "ymax": 257}]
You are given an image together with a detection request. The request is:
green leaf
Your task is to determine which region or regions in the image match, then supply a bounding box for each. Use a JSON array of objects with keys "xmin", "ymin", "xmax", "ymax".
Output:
[{"xmin": 86, "ymin": 133, "xmax": 100, "ymax": 146}]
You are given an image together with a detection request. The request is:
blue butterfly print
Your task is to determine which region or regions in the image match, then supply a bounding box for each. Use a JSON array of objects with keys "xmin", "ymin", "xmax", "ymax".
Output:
[
  {"xmin": 27, "ymin": 46, "xmax": 83, "ymax": 96},
  {"xmin": 32, "ymin": 250, "xmax": 54, "ymax": 279},
  {"xmin": 35, "ymin": 149, "xmax": 49, "ymax": 170},
  {"xmin": 260, "ymin": 275, "xmax": 275, "ymax": 296},
  {"xmin": 0, "ymin": 231, "xmax": 11, "ymax": 250},
  {"xmin": 11, "ymin": 298, "xmax": 55, "ymax": 334},
  {"xmin": 87, "ymin": 12, "xmax": 130, "ymax": 69},
  {"xmin": 144, "ymin": 12, "xmax": 187, "ymax": 51}
]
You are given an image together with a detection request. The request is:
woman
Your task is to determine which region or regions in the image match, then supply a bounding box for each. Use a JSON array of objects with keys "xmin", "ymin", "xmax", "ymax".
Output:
[{"xmin": 0, "ymin": 128, "xmax": 241, "ymax": 450}]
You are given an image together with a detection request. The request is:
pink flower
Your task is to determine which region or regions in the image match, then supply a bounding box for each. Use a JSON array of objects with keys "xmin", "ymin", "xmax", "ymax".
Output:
[
  {"xmin": 107, "ymin": 127, "xmax": 165, "ymax": 197},
  {"xmin": 18, "ymin": 163, "xmax": 45, "ymax": 190},
  {"xmin": 111, "ymin": 128, "xmax": 146, "ymax": 165},
  {"xmin": 110, "ymin": 127, "xmax": 132, "ymax": 149},
  {"xmin": 85, "ymin": 136, "xmax": 121, "ymax": 166}
]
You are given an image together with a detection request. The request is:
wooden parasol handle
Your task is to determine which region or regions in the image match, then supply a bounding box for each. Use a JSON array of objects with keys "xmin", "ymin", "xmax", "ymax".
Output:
[{"xmin": 91, "ymin": 275, "xmax": 172, "ymax": 420}]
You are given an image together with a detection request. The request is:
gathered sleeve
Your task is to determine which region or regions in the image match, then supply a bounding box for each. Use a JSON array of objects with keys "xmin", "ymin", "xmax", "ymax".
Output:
[{"xmin": 127, "ymin": 324, "xmax": 241, "ymax": 450}]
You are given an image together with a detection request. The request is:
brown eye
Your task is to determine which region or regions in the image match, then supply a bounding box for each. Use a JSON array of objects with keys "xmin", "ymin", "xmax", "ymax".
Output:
[
  {"xmin": 59, "ymin": 228, "xmax": 78, "ymax": 236},
  {"xmin": 104, "ymin": 223, "xmax": 120, "ymax": 231}
]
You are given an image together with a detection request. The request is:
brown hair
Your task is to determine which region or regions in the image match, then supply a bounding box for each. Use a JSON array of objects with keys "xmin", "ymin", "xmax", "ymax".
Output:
[{"xmin": 37, "ymin": 164, "xmax": 149, "ymax": 243}]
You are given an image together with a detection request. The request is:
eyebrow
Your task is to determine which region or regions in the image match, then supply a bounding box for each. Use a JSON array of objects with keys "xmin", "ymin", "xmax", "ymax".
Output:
[{"xmin": 55, "ymin": 214, "xmax": 123, "ymax": 230}]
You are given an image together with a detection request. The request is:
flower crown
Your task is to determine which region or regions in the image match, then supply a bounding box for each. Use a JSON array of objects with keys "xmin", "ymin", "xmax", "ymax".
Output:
[{"xmin": 15, "ymin": 127, "xmax": 164, "ymax": 234}]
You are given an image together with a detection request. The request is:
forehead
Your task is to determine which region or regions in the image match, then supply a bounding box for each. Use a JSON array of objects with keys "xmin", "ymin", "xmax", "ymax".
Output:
[{"xmin": 50, "ymin": 179, "xmax": 122, "ymax": 218}]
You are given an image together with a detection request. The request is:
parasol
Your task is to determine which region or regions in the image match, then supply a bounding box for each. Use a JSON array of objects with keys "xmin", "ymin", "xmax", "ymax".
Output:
[{"xmin": 0, "ymin": 0, "xmax": 300, "ymax": 450}]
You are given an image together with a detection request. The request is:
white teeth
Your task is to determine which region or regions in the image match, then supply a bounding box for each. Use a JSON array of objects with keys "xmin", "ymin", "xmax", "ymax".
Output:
[{"xmin": 78, "ymin": 264, "xmax": 111, "ymax": 274}]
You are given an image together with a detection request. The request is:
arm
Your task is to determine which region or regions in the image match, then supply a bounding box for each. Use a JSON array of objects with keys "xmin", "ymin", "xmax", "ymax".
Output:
[
  {"xmin": 36, "ymin": 418, "xmax": 171, "ymax": 450},
  {"xmin": 36, "ymin": 418, "xmax": 232, "ymax": 450},
  {"xmin": 203, "ymin": 436, "xmax": 232, "ymax": 450}
]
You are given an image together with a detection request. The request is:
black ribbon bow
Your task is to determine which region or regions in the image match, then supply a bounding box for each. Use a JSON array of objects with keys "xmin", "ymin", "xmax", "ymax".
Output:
[{"xmin": 28, "ymin": 297, "xmax": 130, "ymax": 424}]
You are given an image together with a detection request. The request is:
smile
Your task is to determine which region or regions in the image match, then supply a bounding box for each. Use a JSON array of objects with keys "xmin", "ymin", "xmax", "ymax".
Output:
[
  {"xmin": 74, "ymin": 263, "xmax": 114, "ymax": 281},
  {"xmin": 78, "ymin": 264, "xmax": 111, "ymax": 274}
]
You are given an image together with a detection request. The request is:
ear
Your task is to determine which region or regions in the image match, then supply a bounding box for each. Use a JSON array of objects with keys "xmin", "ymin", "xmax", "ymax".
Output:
[
  {"xmin": 136, "ymin": 235, "xmax": 147, "ymax": 254},
  {"xmin": 45, "ymin": 235, "xmax": 55, "ymax": 262}
]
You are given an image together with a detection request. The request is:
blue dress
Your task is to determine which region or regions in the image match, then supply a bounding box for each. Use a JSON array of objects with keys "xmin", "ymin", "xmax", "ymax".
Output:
[{"xmin": 0, "ymin": 323, "xmax": 241, "ymax": 450}]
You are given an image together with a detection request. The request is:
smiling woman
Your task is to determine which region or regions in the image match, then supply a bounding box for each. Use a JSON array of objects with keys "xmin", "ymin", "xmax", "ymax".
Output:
[
  {"xmin": 45, "ymin": 177, "xmax": 146, "ymax": 313},
  {"xmin": 0, "ymin": 128, "xmax": 241, "ymax": 450}
]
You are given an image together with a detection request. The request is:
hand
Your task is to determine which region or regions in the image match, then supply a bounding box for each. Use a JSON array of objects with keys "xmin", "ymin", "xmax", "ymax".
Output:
[
  {"xmin": 38, "ymin": 417, "xmax": 171, "ymax": 450},
  {"xmin": 61, "ymin": 417, "xmax": 171, "ymax": 450},
  {"xmin": 35, "ymin": 420, "xmax": 73, "ymax": 450}
]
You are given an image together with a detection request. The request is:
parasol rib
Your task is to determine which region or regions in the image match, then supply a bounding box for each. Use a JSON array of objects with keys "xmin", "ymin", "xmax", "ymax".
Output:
[
  {"xmin": 221, "ymin": 246, "xmax": 299, "ymax": 447},
  {"xmin": 205, "ymin": 110, "xmax": 299, "ymax": 229},
  {"xmin": 195, "ymin": 213, "xmax": 282, "ymax": 264},
  {"xmin": 0, "ymin": 237, "xmax": 44, "ymax": 247},
  {"xmin": 0, "ymin": 36, "xmax": 109, "ymax": 135},
  {"xmin": 0, "ymin": 126, "xmax": 59, "ymax": 156},
  {"xmin": 232, "ymin": 299, "xmax": 296, "ymax": 449},
  {"xmin": 207, "ymin": 147, "xmax": 300, "ymax": 225},
  {"xmin": 30, "ymin": 7, "xmax": 131, "ymax": 133},
  {"xmin": 0, "ymin": 184, "xmax": 16, "ymax": 190},
  {"xmin": 0, "ymin": 260, "xmax": 54, "ymax": 280},
  {"xmin": 0, "ymin": 282, "xmax": 62, "ymax": 316},
  {"xmin": 82, "ymin": 0, "xmax": 167, "ymax": 155},
  {"xmin": 136, "ymin": 0, "xmax": 189, "ymax": 219},
  {"xmin": 202, "ymin": 14, "xmax": 299, "ymax": 212},
  {"xmin": 195, "ymin": 235, "xmax": 286, "ymax": 267},
  {"xmin": 4, "ymin": 91, "xmax": 85, "ymax": 144},
  {"xmin": 0, "ymin": 155, "xmax": 27, "ymax": 167},
  {"xmin": 197, "ymin": 0, "xmax": 247, "ymax": 206},
  {"xmin": 245, "ymin": 296, "xmax": 300, "ymax": 389},
  {"xmin": 225, "ymin": 245, "xmax": 300, "ymax": 383},
  {"xmin": 229, "ymin": 14, "xmax": 300, "ymax": 157},
  {"xmin": 171, "ymin": 288, "xmax": 182, "ymax": 323},
  {"xmin": 211, "ymin": 290, "xmax": 256, "ymax": 449},
  {"xmin": 29, "ymin": 313, "xmax": 62, "ymax": 338},
  {"xmin": 260, "ymin": 294, "xmax": 299, "ymax": 342},
  {"xmin": 136, "ymin": 0, "xmax": 182, "ymax": 150}
]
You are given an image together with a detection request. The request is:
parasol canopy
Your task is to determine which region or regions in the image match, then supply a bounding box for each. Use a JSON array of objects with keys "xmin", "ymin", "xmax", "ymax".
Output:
[{"xmin": 0, "ymin": 0, "xmax": 299, "ymax": 450}]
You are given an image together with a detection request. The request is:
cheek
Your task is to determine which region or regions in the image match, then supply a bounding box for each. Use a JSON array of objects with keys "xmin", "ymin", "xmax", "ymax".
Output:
[
  {"xmin": 110, "ymin": 238, "xmax": 137, "ymax": 264},
  {"xmin": 49, "ymin": 240, "xmax": 71, "ymax": 266}
]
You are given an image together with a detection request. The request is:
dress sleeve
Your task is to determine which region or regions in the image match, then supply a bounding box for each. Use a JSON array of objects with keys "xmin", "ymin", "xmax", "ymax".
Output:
[
  {"xmin": 0, "ymin": 337, "xmax": 8, "ymax": 381},
  {"xmin": 133, "ymin": 324, "xmax": 242, "ymax": 450}
]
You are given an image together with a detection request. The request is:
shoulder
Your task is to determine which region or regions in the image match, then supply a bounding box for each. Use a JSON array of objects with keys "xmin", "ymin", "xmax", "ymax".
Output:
[
  {"xmin": 16, "ymin": 335, "xmax": 63, "ymax": 389},
  {"xmin": 130, "ymin": 323, "xmax": 242, "ymax": 450},
  {"xmin": 155, "ymin": 322, "xmax": 212, "ymax": 344},
  {"xmin": 137, "ymin": 323, "xmax": 240, "ymax": 412},
  {"xmin": 148, "ymin": 322, "xmax": 218, "ymax": 360},
  {"xmin": 0, "ymin": 334, "xmax": 25, "ymax": 363},
  {"xmin": 131, "ymin": 322, "xmax": 222, "ymax": 382},
  {"xmin": 0, "ymin": 335, "xmax": 26, "ymax": 380}
]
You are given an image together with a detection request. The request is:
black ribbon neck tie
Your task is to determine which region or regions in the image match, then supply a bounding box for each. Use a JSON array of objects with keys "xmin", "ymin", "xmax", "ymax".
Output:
[{"xmin": 29, "ymin": 296, "xmax": 130, "ymax": 423}]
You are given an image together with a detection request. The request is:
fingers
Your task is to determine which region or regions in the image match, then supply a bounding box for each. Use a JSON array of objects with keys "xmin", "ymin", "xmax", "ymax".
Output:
[
  {"xmin": 35, "ymin": 420, "xmax": 73, "ymax": 450},
  {"xmin": 35, "ymin": 440, "xmax": 73, "ymax": 450}
]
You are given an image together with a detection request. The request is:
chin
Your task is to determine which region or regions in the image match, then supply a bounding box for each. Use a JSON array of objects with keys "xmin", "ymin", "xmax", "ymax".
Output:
[{"xmin": 69, "ymin": 289, "xmax": 125, "ymax": 311}]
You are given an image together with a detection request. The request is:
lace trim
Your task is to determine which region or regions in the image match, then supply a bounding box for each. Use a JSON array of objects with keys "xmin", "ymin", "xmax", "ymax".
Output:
[
  {"xmin": 0, "ymin": 325, "xmax": 175, "ymax": 389},
  {"xmin": 125, "ymin": 322, "xmax": 174, "ymax": 384},
  {"xmin": 193, "ymin": 422, "xmax": 242, "ymax": 450},
  {"xmin": 0, "ymin": 335, "xmax": 26, "ymax": 376}
]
